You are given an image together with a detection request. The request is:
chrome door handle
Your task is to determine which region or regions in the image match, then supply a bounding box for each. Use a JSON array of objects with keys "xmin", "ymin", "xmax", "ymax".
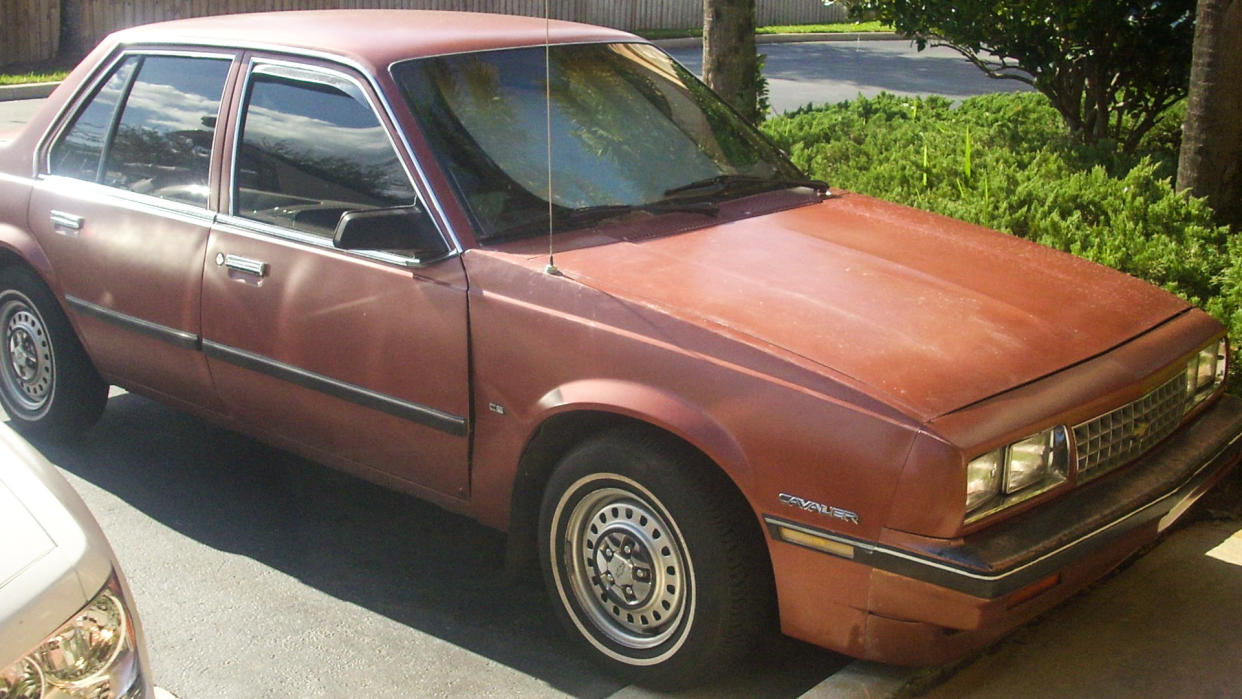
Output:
[
  {"xmin": 216, "ymin": 253, "xmax": 269, "ymax": 277},
  {"xmin": 50, "ymin": 210, "xmax": 83, "ymax": 233}
]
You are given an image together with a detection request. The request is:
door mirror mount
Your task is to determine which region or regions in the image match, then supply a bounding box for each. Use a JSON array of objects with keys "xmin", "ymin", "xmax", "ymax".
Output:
[{"xmin": 332, "ymin": 205, "xmax": 449, "ymax": 260}]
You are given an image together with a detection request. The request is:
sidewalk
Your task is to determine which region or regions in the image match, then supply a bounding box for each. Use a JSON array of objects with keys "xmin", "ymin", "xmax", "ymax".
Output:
[{"xmin": 800, "ymin": 519, "xmax": 1242, "ymax": 698}]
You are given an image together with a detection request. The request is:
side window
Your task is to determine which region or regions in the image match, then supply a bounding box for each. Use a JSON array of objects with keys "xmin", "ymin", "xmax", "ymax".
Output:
[
  {"xmin": 48, "ymin": 57, "xmax": 139, "ymax": 181},
  {"xmin": 49, "ymin": 54, "xmax": 230, "ymax": 207},
  {"xmin": 234, "ymin": 67, "xmax": 416, "ymax": 237},
  {"xmin": 103, "ymin": 56, "xmax": 230, "ymax": 205}
]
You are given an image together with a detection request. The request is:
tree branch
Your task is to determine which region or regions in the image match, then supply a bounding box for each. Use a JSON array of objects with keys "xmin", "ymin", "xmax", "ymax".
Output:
[{"xmin": 927, "ymin": 39, "xmax": 1037, "ymax": 87}]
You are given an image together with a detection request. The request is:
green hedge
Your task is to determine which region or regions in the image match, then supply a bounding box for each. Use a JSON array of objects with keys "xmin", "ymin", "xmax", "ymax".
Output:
[{"xmin": 762, "ymin": 93, "xmax": 1242, "ymax": 376}]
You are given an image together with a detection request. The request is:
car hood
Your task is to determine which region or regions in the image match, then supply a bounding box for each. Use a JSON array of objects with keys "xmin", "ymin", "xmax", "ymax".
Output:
[
  {"xmin": 547, "ymin": 192, "xmax": 1189, "ymax": 420},
  {"xmin": 0, "ymin": 476, "xmax": 57, "ymax": 596},
  {"xmin": 0, "ymin": 425, "xmax": 114, "ymax": 664}
]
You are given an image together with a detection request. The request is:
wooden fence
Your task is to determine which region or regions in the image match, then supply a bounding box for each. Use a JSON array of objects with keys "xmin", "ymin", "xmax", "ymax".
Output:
[
  {"xmin": 1, "ymin": 0, "xmax": 848, "ymax": 67},
  {"xmin": 0, "ymin": 0, "xmax": 60, "ymax": 66}
]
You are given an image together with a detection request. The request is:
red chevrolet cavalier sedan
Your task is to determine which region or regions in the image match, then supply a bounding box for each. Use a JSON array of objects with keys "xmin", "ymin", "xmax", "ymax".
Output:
[{"xmin": 0, "ymin": 10, "xmax": 1237, "ymax": 688}]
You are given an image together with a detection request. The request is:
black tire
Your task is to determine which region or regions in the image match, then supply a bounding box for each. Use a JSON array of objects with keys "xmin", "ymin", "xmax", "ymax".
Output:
[
  {"xmin": 0, "ymin": 267, "xmax": 107, "ymax": 437},
  {"xmin": 538, "ymin": 428, "xmax": 771, "ymax": 689}
]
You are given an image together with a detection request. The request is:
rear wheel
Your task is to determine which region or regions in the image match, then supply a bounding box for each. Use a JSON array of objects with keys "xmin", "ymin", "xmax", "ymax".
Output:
[
  {"xmin": 0, "ymin": 267, "xmax": 106, "ymax": 437},
  {"xmin": 539, "ymin": 429, "xmax": 770, "ymax": 689}
]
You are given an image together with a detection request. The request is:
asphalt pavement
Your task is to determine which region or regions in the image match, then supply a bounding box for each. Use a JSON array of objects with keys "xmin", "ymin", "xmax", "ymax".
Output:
[
  {"xmin": 37, "ymin": 390, "xmax": 848, "ymax": 698},
  {"xmin": 664, "ymin": 38, "xmax": 1031, "ymax": 113},
  {"xmin": 0, "ymin": 97, "xmax": 43, "ymax": 131}
]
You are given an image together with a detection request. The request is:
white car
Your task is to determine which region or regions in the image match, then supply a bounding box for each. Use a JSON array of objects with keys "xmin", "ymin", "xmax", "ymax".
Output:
[{"xmin": 0, "ymin": 423, "xmax": 153, "ymax": 699}]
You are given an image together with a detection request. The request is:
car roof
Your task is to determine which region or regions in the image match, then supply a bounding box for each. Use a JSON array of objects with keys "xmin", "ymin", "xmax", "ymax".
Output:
[{"xmin": 108, "ymin": 10, "xmax": 639, "ymax": 71}]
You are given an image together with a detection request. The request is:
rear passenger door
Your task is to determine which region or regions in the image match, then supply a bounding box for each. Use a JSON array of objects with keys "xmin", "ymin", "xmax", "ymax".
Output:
[
  {"xmin": 30, "ymin": 51, "xmax": 236, "ymax": 413},
  {"xmin": 201, "ymin": 57, "xmax": 471, "ymax": 500}
]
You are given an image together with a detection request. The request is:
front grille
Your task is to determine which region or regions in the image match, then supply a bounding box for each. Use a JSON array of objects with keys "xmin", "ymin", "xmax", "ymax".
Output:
[{"xmin": 1073, "ymin": 374, "xmax": 1187, "ymax": 480}]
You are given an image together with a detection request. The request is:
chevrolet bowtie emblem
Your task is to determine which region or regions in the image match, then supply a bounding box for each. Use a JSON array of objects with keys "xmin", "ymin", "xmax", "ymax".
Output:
[{"xmin": 1131, "ymin": 421, "xmax": 1151, "ymax": 439}]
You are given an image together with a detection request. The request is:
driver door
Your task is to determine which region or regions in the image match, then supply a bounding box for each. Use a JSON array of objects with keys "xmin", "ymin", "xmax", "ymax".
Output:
[{"xmin": 201, "ymin": 57, "xmax": 470, "ymax": 499}]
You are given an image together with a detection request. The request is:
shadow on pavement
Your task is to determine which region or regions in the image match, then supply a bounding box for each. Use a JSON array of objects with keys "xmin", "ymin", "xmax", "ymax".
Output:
[
  {"xmin": 669, "ymin": 41, "xmax": 1031, "ymax": 107},
  {"xmin": 759, "ymin": 42, "xmax": 1030, "ymax": 98},
  {"xmin": 37, "ymin": 392, "xmax": 849, "ymax": 698}
]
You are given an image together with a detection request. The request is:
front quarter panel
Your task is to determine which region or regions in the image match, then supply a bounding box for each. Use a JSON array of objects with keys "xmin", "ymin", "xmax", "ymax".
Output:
[{"xmin": 462, "ymin": 248, "xmax": 922, "ymax": 549}]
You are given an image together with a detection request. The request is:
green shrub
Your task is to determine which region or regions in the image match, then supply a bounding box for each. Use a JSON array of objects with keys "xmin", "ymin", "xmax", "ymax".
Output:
[{"xmin": 763, "ymin": 92, "xmax": 1241, "ymax": 380}]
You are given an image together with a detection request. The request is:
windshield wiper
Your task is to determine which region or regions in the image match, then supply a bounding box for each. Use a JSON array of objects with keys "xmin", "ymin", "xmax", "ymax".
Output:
[
  {"xmin": 554, "ymin": 199, "xmax": 719, "ymax": 228},
  {"xmin": 664, "ymin": 174, "xmax": 829, "ymax": 199}
]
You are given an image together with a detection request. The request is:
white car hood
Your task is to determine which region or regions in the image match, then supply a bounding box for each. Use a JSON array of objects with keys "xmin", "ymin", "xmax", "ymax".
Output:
[
  {"xmin": 0, "ymin": 481, "xmax": 57, "ymax": 590},
  {"xmin": 0, "ymin": 426, "xmax": 114, "ymax": 665}
]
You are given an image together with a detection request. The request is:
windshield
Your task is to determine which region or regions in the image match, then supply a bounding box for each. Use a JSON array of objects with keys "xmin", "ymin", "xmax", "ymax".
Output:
[{"xmin": 392, "ymin": 42, "xmax": 805, "ymax": 241}]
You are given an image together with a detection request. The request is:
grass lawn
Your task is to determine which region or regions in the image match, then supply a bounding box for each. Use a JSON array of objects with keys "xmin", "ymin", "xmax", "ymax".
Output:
[
  {"xmin": 0, "ymin": 71, "xmax": 69, "ymax": 86},
  {"xmin": 757, "ymin": 21, "xmax": 891, "ymax": 34}
]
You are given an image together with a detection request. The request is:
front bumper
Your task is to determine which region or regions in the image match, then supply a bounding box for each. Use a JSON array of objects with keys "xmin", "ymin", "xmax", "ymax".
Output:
[{"xmin": 766, "ymin": 395, "xmax": 1242, "ymax": 664}]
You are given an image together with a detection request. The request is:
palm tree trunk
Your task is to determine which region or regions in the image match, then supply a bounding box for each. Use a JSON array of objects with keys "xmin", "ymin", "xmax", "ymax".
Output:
[
  {"xmin": 703, "ymin": 0, "xmax": 758, "ymax": 122},
  {"xmin": 1177, "ymin": 0, "xmax": 1242, "ymax": 229}
]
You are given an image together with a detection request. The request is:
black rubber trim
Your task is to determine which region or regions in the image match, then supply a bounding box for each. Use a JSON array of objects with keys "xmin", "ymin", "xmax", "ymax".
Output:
[
  {"xmin": 65, "ymin": 295, "xmax": 200, "ymax": 350},
  {"xmin": 201, "ymin": 340, "xmax": 467, "ymax": 437},
  {"xmin": 766, "ymin": 395, "xmax": 1242, "ymax": 598}
]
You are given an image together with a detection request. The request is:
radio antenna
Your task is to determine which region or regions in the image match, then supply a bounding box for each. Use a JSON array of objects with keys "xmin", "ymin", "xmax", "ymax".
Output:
[{"xmin": 543, "ymin": 0, "xmax": 560, "ymax": 276}]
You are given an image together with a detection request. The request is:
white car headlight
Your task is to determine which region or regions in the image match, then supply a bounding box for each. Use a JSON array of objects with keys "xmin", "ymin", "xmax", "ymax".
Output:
[
  {"xmin": 966, "ymin": 426, "xmax": 1069, "ymax": 522},
  {"xmin": 0, "ymin": 575, "xmax": 142, "ymax": 699}
]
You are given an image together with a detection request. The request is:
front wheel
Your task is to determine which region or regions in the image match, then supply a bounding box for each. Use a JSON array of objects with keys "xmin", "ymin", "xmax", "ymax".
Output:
[
  {"xmin": 539, "ymin": 429, "xmax": 771, "ymax": 689},
  {"xmin": 0, "ymin": 267, "xmax": 107, "ymax": 437}
]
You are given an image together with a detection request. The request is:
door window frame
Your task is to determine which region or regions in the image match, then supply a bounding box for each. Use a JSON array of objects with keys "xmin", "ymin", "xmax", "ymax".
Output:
[
  {"xmin": 37, "ymin": 48, "xmax": 240, "ymax": 219},
  {"xmin": 219, "ymin": 55, "xmax": 456, "ymax": 268}
]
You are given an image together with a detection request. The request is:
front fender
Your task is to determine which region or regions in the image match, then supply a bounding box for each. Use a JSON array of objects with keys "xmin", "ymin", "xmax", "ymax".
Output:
[
  {"xmin": 468, "ymin": 377, "xmax": 753, "ymax": 534},
  {"xmin": 536, "ymin": 378, "xmax": 752, "ymax": 487}
]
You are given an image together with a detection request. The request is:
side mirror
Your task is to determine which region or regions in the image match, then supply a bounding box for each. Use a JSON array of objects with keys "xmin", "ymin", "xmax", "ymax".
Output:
[{"xmin": 332, "ymin": 205, "xmax": 449, "ymax": 260}]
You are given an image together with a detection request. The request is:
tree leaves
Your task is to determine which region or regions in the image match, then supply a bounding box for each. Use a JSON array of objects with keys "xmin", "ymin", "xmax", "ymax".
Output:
[{"xmin": 853, "ymin": 0, "xmax": 1195, "ymax": 153}]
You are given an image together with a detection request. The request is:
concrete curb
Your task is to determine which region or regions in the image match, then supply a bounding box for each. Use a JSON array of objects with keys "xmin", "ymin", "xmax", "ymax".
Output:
[
  {"xmin": 0, "ymin": 82, "xmax": 58, "ymax": 101},
  {"xmin": 799, "ymin": 661, "xmax": 920, "ymax": 699}
]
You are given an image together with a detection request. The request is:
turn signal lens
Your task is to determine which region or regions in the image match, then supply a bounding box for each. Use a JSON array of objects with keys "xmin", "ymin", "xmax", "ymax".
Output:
[{"xmin": 774, "ymin": 525, "xmax": 856, "ymax": 559}]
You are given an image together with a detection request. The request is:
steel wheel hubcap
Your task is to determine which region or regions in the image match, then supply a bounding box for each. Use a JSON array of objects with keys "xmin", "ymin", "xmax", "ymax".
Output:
[
  {"xmin": 1, "ymin": 300, "xmax": 54, "ymax": 413},
  {"xmin": 562, "ymin": 485, "xmax": 689, "ymax": 649}
]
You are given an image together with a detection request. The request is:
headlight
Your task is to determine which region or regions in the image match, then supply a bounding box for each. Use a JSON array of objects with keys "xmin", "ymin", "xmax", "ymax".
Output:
[
  {"xmin": 1186, "ymin": 338, "xmax": 1227, "ymax": 410},
  {"xmin": 0, "ymin": 575, "xmax": 143, "ymax": 699},
  {"xmin": 965, "ymin": 425, "xmax": 1069, "ymax": 522},
  {"xmin": 965, "ymin": 449, "xmax": 1002, "ymax": 513}
]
